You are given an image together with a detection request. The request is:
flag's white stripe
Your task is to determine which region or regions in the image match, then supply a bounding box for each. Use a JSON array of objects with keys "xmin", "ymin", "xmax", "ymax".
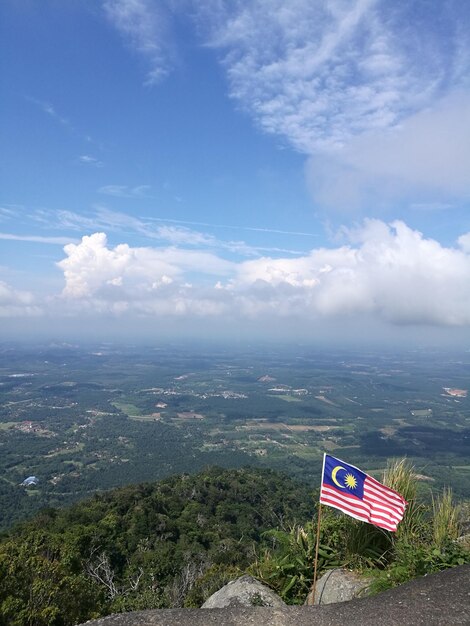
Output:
[
  {"xmin": 366, "ymin": 473, "xmax": 404, "ymax": 497},
  {"xmin": 321, "ymin": 492, "xmax": 401, "ymax": 532},
  {"xmin": 365, "ymin": 490, "xmax": 405, "ymax": 514},
  {"xmin": 369, "ymin": 510, "xmax": 399, "ymax": 527},
  {"xmin": 370, "ymin": 499, "xmax": 405, "ymax": 517},
  {"xmin": 364, "ymin": 480, "xmax": 403, "ymax": 506},
  {"xmin": 320, "ymin": 494, "xmax": 370, "ymax": 522},
  {"xmin": 364, "ymin": 480, "xmax": 406, "ymax": 508},
  {"xmin": 321, "ymin": 485, "xmax": 403, "ymax": 521},
  {"xmin": 368, "ymin": 505, "xmax": 402, "ymax": 523},
  {"xmin": 320, "ymin": 486, "xmax": 370, "ymax": 514},
  {"xmin": 320, "ymin": 487, "xmax": 370, "ymax": 514},
  {"xmin": 365, "ymin": 477, "xmax": 406, "ymax": 505},
  {"xmin": 364, "ymin": 490, "xmax": 406, "ymax": 511},
  {"xmin": 369, "ymin": 516, "xmax": 398, "ymax": 532},
  {"xmin": 364, "ymin": 494, "xmax": 405, "ymax": 515},
  {"xmin": 320, "ymin": 456, "xmax": 407, "ymax": 532},
  {"xmin": 364, "ymin": 491, "xmax": 406, "ymax": 515},
  {"xmin": 368, "ymin": 503, "xmax": 403, "ymax": 523},
  {"xmin": 320, "ymin": 495, "xmax": 370, "ymax": 521}
]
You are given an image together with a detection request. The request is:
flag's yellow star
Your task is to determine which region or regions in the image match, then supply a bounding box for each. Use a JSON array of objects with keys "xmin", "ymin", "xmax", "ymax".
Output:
[{"xmin": 344, "ymin": 473, "xmax": 357, "ymax": 489}]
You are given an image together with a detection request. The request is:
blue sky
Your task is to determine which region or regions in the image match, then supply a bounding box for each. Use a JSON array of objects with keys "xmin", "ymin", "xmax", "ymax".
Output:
[{"xmin": 1, "ymin": 0, "xmax": 470, "ymax": 344}]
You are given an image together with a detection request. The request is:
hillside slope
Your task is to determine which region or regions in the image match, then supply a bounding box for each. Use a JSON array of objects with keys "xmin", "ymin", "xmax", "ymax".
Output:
[{"xmin": 0, "ymin": 467, "xmax": 314, "ymax": 625}]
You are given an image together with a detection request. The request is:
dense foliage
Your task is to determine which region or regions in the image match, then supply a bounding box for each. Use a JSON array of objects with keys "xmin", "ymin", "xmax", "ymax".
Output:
[
  {"xmin": 0, "ymin": 467, "xmax": 314, "ymax": 625},
  {"xmin": 1, "ymin": 462, "xmax": 469, "ymax": 625},
  {"xmin": 250, "ymin": 461, "xmax": 470, "ymax": 603}
]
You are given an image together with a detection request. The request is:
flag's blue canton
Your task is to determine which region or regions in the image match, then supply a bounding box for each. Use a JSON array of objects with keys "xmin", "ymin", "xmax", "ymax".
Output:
[{"xmin": 323, "ymin": 454, "xmax": 365, "ymax": 499}]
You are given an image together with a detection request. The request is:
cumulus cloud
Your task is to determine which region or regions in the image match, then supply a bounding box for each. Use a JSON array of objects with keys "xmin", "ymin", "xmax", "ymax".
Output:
[
  {"xmin": 57, "ymin": 232, "xmax": 234, "ymax": 299},
  {"xmin": 233, "ymin": 220, "xmax": 470, "ymax": 325},
  {"xmin": 55, "ymin": 223, "xmax": 470, "ymax": 327}
]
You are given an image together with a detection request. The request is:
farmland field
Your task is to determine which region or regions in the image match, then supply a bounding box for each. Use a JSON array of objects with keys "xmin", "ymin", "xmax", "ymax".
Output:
[{"xmin": 0, "ymin": 341, "xmax": 469, "ymax": 529}]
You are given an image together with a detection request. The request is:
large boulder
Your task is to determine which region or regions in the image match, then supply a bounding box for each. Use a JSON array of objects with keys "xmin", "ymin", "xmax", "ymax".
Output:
[
  {"xmin": 78, "ymin": 564, "xmax": 470, "ymax": 625},
  {"xmin": 201, "ymin": 575, "xmax": 286, "ymax": 608},
  {"xmin": 305, "ymin": 568, "xmax": 372, "ymax": 605}
]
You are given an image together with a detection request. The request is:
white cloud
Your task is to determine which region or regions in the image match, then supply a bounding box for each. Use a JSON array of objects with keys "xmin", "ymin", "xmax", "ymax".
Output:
[
  {"xmin": 0, "ymin": 281, "xmax": 40, "ymax": 317},
  {"xmin": 0, "ymin": 233, "xmax": 78, "ymax": 245},
  {"xmin": 232, "ymin": 220, "xmax": 470, "ymax": 325},
  {"xmin": 200, "ymin": 1, "xmax": 469, "ymax": 150},
  {"xmin": 57, "ymin": 232, "xmax": 234, "ymax": 299},
  {"xmin": 53, "ymin": 222, "xmax": 470, "ymax": 327},
  {"xmin": 101, "ymin": 1, "xmax": 470, "ymax": 207},
  {"xmin": 198, "ymin": 0, "xmax": 470, "ymax": 207},
  {"xmin": 26, "ymin": 97, "xmax": 70, "ymax": 126},
  {"xmin": 306, "ymin": 92, "xmax": 470, "ymax": 209},
  {"xmin": 103, "ymin": 0, "xmax": 174, "ymax": 85},
  {"xmin": 98, "ymin": 184, "xmax": 152, "ymax": 198},
  {"xmin": 79, "ymin": 155, "xmax": 104, "ymax": 167},
  {"xmin": 32, "ymin": 207, "xmax": 297, "ymax": 257},
  {"xmin": 458, "ymin": 232, "xmax": 470, "ymax": 253}
]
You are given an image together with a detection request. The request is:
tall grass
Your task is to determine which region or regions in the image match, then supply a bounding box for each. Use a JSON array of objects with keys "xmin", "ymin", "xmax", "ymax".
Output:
[
  {"xmin": 382, "ymin": 458, "xmax": 425, "ymax": 543},
  {"xmin": 382, "ymin": 458, "xmax": 417, "ymax": 503},
  {"xmin": 432, "ymin": 488, "xmax": 461, "ymax": 547}
]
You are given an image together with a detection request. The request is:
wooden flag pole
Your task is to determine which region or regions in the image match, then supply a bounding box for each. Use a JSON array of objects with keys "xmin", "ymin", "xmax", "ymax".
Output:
[{"xmin": 310, "ymin": 502, "xmax": 322, "ymax": 605}]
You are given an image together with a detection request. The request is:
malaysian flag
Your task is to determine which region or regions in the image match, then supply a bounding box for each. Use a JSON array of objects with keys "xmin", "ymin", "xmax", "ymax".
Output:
[{"xmin": 319, "ymin": 454, "xmax": 407, "ymax": 532}]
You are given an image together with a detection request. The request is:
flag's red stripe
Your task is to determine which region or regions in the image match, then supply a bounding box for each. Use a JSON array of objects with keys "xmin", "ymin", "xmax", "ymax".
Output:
[
  {"xmin": 364, "ymin": 496, "xmax": 405, "ymax": 516},
  {"xmin": 321, "ymin": 493, "xmax": 400, "ymax": 531},
  {"xmin": 364, "ymin": 482, "xmax": 406, "ymax": 514},
  {"xmin": 364, "ymin": 479, "xmax": 406, "ymax": 508},
  {"xmin": 320, "ymin": 456, "xmax": 408, "ymax": 532},
  {"xmin": 368, "ymin": 506, "xmax": 401, "ymax": 523},
  {"xmin": 366, "ymin": 484, "xmax": 403, "ymax": 505},
  {"xmin": 321, "ymin": 483, "xmax": 405, "ymax": 520},
  {"xmin": 320, "ymin": 485, "xmax": 370, "ymax": 513},
  {"xmin": 369, "ymin": 510, "xmax": 399, "ymax": 527},
  {"xmin": 367, "ymin": 502, "xmax": 403, "ymax": 522},
  {"xmin": 320, "ymin": 489, "xmax": 367, "ymax": 511},
  {"xmin": 366, "ymin": 473, "xmax": 404, "ymax": 496},
  {"xmin": 365, "ymin": 476, "xmax": 406, "ymax": 504},
  {"xmin": 364, "ymin": 489, "xmax": 405, "ymax": 513},
  {"xmin": 364, "ymin": 496, "xmax": 405, "ymax": 519},
  {"xmin": 369, "ymin": 516, "xmax": 398, "ymax": 532},
  {"xmin": 364, "ymin": 490, "xmax": 406, "ymax": 513},
  {"xmin": 320, "ymin": 489, "xmax": 370, "ymax": 521},
  {"xmin": 320, "ymin": 494, "xmax": 370, "ymax": 522}
]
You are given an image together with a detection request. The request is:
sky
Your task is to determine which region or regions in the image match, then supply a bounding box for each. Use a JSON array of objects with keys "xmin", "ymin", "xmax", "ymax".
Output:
[{"xmin": 1, "ymin": 0, "xmax": 470, "ymax": 346}]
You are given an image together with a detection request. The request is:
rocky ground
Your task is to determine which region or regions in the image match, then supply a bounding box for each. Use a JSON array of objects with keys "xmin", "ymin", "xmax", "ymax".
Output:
[{"xmin": 81, "ymin": 564, "xmax": 470, "ymax": 626}]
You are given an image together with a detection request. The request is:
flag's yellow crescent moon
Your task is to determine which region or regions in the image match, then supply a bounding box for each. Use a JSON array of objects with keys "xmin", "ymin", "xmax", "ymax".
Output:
[{"xmin": 332, "ymin": 465, "xmax": 346, "ymax": 488}]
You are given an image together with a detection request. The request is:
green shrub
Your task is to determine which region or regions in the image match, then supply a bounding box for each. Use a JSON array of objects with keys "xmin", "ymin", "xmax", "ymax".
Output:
[{"xmin": 251, "ymin": 460, "xmax": 470, "ymax": 603}]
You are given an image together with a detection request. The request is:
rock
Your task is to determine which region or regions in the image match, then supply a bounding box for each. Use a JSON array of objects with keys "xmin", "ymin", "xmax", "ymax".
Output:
[
  {"xmin": 78, "ymin": 564, "xmax": 470, "ymax": 625},
  {"xmin": 201, "ymin": 575, "xmax": 286, "ymax": 608},
  {"xmin": 456, "ymin": 533, "xmax": 470, "ymax": 550},
  {"xmin": 305, "ymin": 568, "xmax": 372, "ymax": 605}
]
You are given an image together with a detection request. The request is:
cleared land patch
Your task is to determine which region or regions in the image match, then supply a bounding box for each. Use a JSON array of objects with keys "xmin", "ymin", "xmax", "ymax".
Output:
[
  {"xmin": 314, "ymin": 395, "xmax": 338, "ymax": 406},
  {"xmin": 111, "ymin": 401, "xmax": 142, "ymax": 416}
]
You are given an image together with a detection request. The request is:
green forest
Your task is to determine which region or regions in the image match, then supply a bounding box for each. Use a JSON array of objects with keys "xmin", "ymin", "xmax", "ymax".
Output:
[{"xmin": 1, "ymin": 464, "xmax": 469, "ymax": 626}]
